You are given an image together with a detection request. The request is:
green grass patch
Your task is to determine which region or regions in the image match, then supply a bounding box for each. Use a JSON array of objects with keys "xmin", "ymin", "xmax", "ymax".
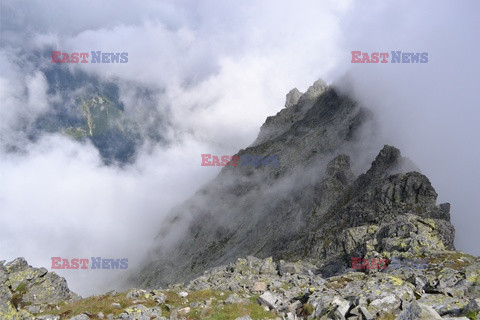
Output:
[
  {"xmin": 197, "ymin": 302, "xmax": 275, "ymax": 320},
  {"xmin": 325, "ymin": 276, "xmax": 353, "ymax": 290},
  {"xmin": 299, "ymin": 303, "xmax": 314, "ymax": 316},
  {"xmin": 35, "ymin": 289, "xmax": 277, "ymax": 320},
  {"xmin": 165, "ymin": 290, "xmax": 275, "ymax": 320},
  {"xmin": 464, "ymin": 310, "xmax": 478, "ymax": 320},
  {"xmin": 427, "ymin": 251, "xmax": 476, "ymax": 271},
  {"xmin": 37, "ymin": 292, "xmax": 156, "ymax": 319},
  {"xmin": 377, "ymin": 313, "xmax": 396, "ymax": 320},
  {"xmin": 15, "ymin": 282, "xmax": 28, "ymax": 293}
]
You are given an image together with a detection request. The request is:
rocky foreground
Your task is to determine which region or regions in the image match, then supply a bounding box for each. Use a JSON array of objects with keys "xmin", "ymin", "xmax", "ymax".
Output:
[{"xmin": 1, "ymin": 252, "xmax": 479, "ymax": 320}]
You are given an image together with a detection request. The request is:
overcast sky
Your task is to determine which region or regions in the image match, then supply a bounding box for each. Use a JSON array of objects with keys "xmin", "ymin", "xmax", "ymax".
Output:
[{"xmin": 1, "ymin": 0, "xmax": 479, "ymax": 296}]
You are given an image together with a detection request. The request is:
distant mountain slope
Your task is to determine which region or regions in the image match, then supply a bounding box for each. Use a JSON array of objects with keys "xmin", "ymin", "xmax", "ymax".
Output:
[
  {"xmin": 18, "ymin": 59, "xmax": 169, "ymax": 164},
  {"xmin": 131, "ymin": 80, "xmax": 456, "ymax": 289}
]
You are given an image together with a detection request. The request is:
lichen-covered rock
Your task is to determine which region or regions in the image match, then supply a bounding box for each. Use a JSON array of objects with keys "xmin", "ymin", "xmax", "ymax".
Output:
[
  {"xmin": 397, "ymin": 300, "xmax": 443, "ymax": 319},
  {"xmin": 36, "ymin": 315, "xmax": 60, "ymax": 320},
  {"xmin": 121, "ymin": 304, "xmax": 162, "ymax": 319},
  {"xmin": 418, "ymin": 294, "xmax": 469, "ymax": 317},
  {"xmin": 2, "ymin": 254, "xmax": 479, "ymax": 319},
  {"xmin": 0, "ymin": 258, "xmax": 79, "ymax": 319},
  {"xmin": 258, "ymin": 291, "xmax": 283, "ymax": 310},
  {"xmin": 295, "ymin": 145, "xmax": 457, "ymax": 278},
  {"xmin": 225, "ymin": 293, "xmax": 248, "ymax": 304},
  {"xmin": 68, "ymin": 314, "xmax": 90, "ymax": 320}
]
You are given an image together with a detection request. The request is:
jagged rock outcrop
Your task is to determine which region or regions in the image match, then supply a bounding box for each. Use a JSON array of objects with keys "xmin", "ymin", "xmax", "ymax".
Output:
[
  {"xmin": 0, "ymin": 258, "xmax": 80, "ymax": 319},
  {"xmin": 132, "ymin": 79, "xmax": 457, "ymax": 291},
  {"xmin": 285, "ymin": 88, "xmax": 302, "ymax": 109},
  {"xmin": 293, "ymin": 145, "xmax": 456, "ymax": 277},
  {"xmin": 252, "ymin": 79, "xmax": 328, "ymax": 146},
  {"xmin": 134, "ymin": 80, "xmax": 372, "ymax": 288}
]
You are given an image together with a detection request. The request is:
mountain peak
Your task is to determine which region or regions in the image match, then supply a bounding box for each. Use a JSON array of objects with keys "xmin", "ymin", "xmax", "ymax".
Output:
[
  {"xmin": 297, "ymin": 79, "xmax": 328, "ymax": 105},
  {"xmin": 285, "ymin": 88, "xmax": 302, "ymax": 108},
  {"xmin": 132, "ymin": 80, "xmax": 457, "ymax": 290}
]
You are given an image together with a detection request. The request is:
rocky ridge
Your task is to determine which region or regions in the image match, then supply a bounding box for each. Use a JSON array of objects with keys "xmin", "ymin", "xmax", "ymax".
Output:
[
  {"xmin": 2, "ymin": 79, "xmax": 478, "ymax": 319},
  {"xmin": 133, "ymin": 79, "xmax": 456, "ymax": 289},
  {"xmin": 1, "ymin": 253, "xmax": 479, "ymax": 319}
]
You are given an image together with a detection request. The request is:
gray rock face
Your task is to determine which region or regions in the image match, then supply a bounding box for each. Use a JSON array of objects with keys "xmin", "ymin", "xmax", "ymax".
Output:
[
  {"xmin": 397, "ymin": 300, "xmax": 443, "ymax": 319},
  {"xmin": 225, "ymin": 293, "xmax": 248, "ymax": 304},
  {"xmin": 132, "ymin": 79, "xmax": 457, "ymax": 290},
  {"xmin": 285, "ymin": 88, "xmax": 302, "ymax": 108},
  {"xmin": 0, "ymin": 257, "xmax": 80, "ymax": 319},
  {"xmin": 68, "ymin": 314, "xmax": 91, "ymax": 320},
  {"xmin": 36, "ymin": 316, "xmax": 61, "ymax": 320},
  {"xmin": 252, "ymin": 79, "xmax": 328, "ymax": 146},
  {"xmin": 298, "ymin": 147, "xmax": 456, "ymax": 277}
]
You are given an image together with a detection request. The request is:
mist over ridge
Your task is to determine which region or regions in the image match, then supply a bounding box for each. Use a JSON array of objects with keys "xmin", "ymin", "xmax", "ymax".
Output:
[{"xmin": 1, "ymin": 0, "xmax": 479, "ymax": 297}]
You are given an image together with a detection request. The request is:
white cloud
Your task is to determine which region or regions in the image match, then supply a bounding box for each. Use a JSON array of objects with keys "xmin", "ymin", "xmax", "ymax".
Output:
[
  {"xmin": 0, "ymin": 135, "xmax": 219, "ymax": 295},
  {"xmin": 0, "ymin": 0, "xmax": 478, "ymax": 296},
  {"xmin": 26, "ymin": 71, "xmax": 49, "ymax": 113}
]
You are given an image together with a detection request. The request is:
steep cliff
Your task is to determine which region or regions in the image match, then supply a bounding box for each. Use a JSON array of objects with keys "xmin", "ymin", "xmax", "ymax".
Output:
[{"xmin": 132, "ymin": 80, "xmax": 455, "ymax": 289}]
